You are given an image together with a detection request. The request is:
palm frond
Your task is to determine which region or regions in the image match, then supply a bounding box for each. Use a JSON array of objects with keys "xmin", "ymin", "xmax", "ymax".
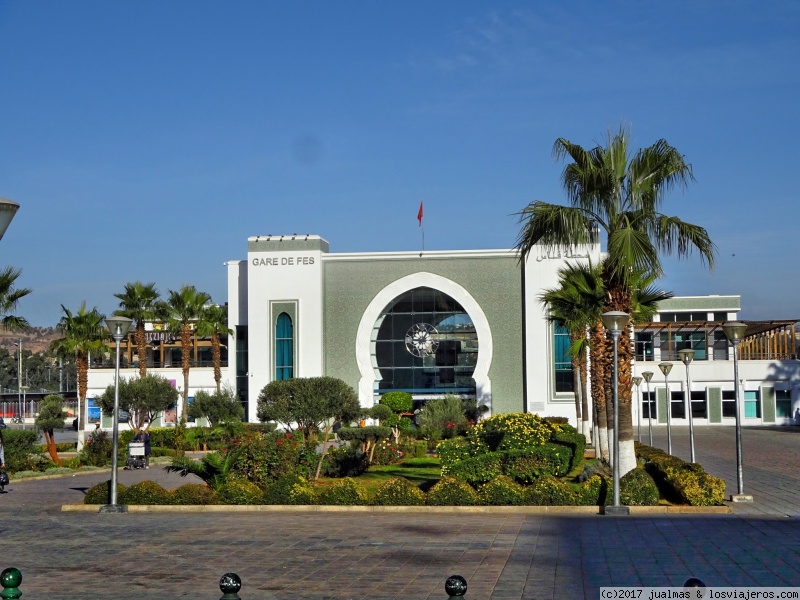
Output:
[
  {"xmin": 655, "ymin": 216, "xmax": 716, "ymax": 268},
  {"xmin": 515, "ymin": 202, "xmax": 596, "ymax": 261}
]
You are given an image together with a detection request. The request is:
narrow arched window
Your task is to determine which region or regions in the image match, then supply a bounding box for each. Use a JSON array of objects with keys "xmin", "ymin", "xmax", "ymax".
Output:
[{"xmin": 275, "ymin": 313, "xmax": 294, "ymax": 380}]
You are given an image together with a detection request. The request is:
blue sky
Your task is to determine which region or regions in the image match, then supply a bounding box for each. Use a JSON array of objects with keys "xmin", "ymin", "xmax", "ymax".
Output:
[{"xmin": 0, "ymin": 1, "xmax": 798, "ymax": 326}]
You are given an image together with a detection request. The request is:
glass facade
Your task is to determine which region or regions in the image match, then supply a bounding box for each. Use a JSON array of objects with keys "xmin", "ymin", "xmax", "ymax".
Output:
[
  {"xmin": 373, "ymin": 287, "xmax": 477, "ymax": 395},
  {"xmin": 776, "ymin": 390, "xmax": 792, "ymax": 418}
]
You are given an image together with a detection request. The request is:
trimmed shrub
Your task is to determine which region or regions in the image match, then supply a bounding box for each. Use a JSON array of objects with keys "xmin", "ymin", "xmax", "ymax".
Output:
[
  {"xmin": 1, "ymin": 429, "xmax": 40, "ymax": 472},
  {"xmin": 575, "ymin": 474, "xmax": 610, "ymax": 506},
  {"xmin": 478, "ymin": 475, "xmax": 525, "ymax": 506},
  {"xmin": 446, "ymin": 453, "xmax": 503, "ymax": 486},
  {"xmin": 379, "ymin": 392, "xmax": 413, "ymax": 413},
  {"xmin": 470, "ymin": 413, "xmax": 552, "ymax": 453},
  {"xmin": 170, "ymin": 483, "xmax": 217, "ymax": 505},
  {"xmin": 373, "ymin": 477, "xmax": 426, "ymax": 506},
  {"xmin": 79, "ymin": 429, "xmax": 113, "ymax": 467},
  {"xmin": 372, "ymin": 439, "xmax": 404, "ymax": 465},
  {"xmin": 264, "ymin": 474, "xmax": 310, "ymax": 505},
  {"xmin": 637, "ymin": 445, "xmax": 725, "ymax": 506},
  {"xmin": 523, "ymin": 475, "xmax": 577, "ymax": 506},
  {"xmin": 119, "ymin": 481, "xmax": 171, "ymax": 505},
  {"xmin": 426, "ymin": 477, "xmax": 480, "ymax": 506},
  {"xmin": 84, "ymin": 480, "xmax": 127, "ymax": 504},
  {"xmin": 216, "ymin": 478, "xmax": 265, "ymax": 505},
  {"xmin": 319, "ymin": 477, "xmax": 368, "ymax": 505},
  {"xmin": 437, "ymin": 437, "xmax": 472, "ymax": 472},
  {"xmin": 287, "ymin": 480, "xmax": 319, "ymax": 505},
  {"xmin": 550, "ymin": 429, "xmax": 586, "ymax": 473},
  {"xmin": 620, "ymin": 468, "xmax": 660, "ymax": 506},
  {"xmin": 227, "ymin": 431, "xmax": 305, "ymax": 488},
  {"xmin": 504, "ymin": 444, "xmax": 572, "ymax": 484},
  {"xmin": 320, "ymin": 444, "xmax": 368, "ymax": 478},
  {"xmin": 412, "ymin": 441, "xmax": 428, "ymax": 459}
]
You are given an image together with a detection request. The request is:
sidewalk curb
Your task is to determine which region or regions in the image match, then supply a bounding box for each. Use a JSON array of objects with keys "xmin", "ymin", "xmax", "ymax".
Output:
[{"xmin": 63, "ymin": 503, "xmax": 732, "ymax": 514}]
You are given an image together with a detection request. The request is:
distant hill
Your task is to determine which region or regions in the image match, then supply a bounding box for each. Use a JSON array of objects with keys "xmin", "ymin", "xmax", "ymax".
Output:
[{"xmin": 0, "ymin": 326, "xmax": 60, "ymax": 354}]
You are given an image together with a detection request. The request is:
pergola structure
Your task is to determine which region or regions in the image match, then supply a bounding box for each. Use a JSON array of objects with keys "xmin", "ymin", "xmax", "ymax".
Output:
[{"xmin": 633, "ymin": 320, "xmax": 799, "ymax": 361}]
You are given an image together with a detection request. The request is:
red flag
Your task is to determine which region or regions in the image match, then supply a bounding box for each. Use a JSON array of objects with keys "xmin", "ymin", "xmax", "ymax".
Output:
[{"xmin": 417, "ymin": 201, "xmax": 423, "ymax": 226}]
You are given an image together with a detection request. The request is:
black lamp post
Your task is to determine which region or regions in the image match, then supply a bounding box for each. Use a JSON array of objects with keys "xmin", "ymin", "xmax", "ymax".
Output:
[
  {"xmin": 100, "ymin": 315, "xmax": 133, "ymax": 513},
  {"xmin": 601, "ymin": 310, "xmax": 630, "ymax": 516},
  {"xmin": 722, "ymin": 321, "xmax": 753, "ymax": 503}
]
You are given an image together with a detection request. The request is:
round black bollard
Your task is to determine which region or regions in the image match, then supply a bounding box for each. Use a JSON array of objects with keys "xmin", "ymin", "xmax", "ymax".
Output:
[
  {"xmin": 684, "ymin": 577, "xmax": 706, "ymax": 587},
  {"xmin": 445, "ymin": 575, "xmax": 468, "ymax": 598},
  {"xmin": 219, "ymin": 572, "xmax": 242, "ymax": 600},
  {"xmin": 0, "ymin": 567, "xmax": 22, "ymax": 600}
]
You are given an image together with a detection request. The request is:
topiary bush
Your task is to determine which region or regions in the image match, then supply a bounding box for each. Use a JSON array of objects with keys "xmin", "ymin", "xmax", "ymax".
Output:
[
  {"xmin": 84, "ymin": 480, "xmax": 127, "ymax": 504},
  {"xmin": 318, "ymin": 477, "xmax": 368, "ymax": 505},
  {"xmin": 550, "ymin": 429, "xmax": 586, "ymax": 473},
  {"xmin": 637, "ymin": 445, "xmax": 725, "ymax": 506},
  {"xmin": 478, "ymin": 475, "xmax": 525, "ymax": 506},
  {"xmin": 575, "ymin": 474, "xmax": 610, "ymax": 506},
  {"xmin": 523, "ymin": 475, "xmax": 577, "ymax": 506},
  {"xmin": 320, "ymin": 444, "xmax": 368, "ymax": 478},
  {"xmin": 216, "ymin": 478, "xmax": 265, "ymax": 505},
  {"xmin": 426, "ymin": 477, "xmax": 480, "ymax": 506},
  {"xmin": 170, "ymin": 484, "xmax": 218, "ymax": 505},
  {"xmin": 437, "ymin": 437, "xmax": 472, "ymax": 473},
  {"xmin": 119, "ymin": 481, "xmax": 171, "ymax": 505},
  {"xmin": 263, "ymin": 474, "xmax": 312, "ymax": 505},
  {"xmin": 620, "ymin": 468, "xmax": 660, "ymax": 506},
  {"xmin": 446, "ymin": 453, "xmax": 504, "ymax": 486},
  {"xmin": 504, "ymin": 444, "xmax": 573, "ymax": 484},
  {"xmin": 373, "ymin": 477, "xmax": 426, "ymax": 506},
  {"xmin": 412, "ymin": 440, "xmax": 428, "ymax": 458},
  {"xmin": 379, "ymin": 392, "xmax": 413, "ymax": 413},
  {"xmin": 470, "ymin": 412, "xmax": 553, "ymax": 453}
]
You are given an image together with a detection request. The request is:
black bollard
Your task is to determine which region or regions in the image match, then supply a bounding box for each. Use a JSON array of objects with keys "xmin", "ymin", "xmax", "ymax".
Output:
[
  {"xmin": 0, "ymin": 567, "xmax": 22, "ymax": 600},
  {"xmin": 684, "ymin": 577, "xmax": 706, "ymax": 587},
  {"xmin": 219, "ymin": 572, "xmax": 242, "ymax": 600},
  {"xmin": 445, "ymin": 575, "xmax": 468, "ymax": 598}
]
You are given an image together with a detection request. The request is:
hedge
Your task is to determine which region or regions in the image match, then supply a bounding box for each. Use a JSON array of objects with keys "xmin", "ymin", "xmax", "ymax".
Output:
[{"xmin": 636, "ymin": 444, "xmax": 725, "ymax": 506}]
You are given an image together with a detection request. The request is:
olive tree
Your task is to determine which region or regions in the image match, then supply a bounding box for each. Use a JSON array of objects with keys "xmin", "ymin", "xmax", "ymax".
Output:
[
  {"xmin": 97, "ymin": 373, "xmax": 179, "ymax": 433},
  {"xmin": 35, "ymin": 394, "xmax": 67, "ymax": 466},
  {"xmin": 187, "ymin": 387, "xmax": 244, "ymax": 426}
]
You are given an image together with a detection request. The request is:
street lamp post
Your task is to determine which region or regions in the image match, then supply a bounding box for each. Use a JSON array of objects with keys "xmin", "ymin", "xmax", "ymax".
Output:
[
  {"xmin": 601, "ymin": 310, "xmax": 630, "ymax": 516},
  {"xmin": 642, "ymin": 371, "xmax": 654, "ymax": 446},
  {"xmin": 0, "ymin": 197, "xmax": 20, "ymax": 240},
  {"xmin": 100, "ymin": 315, "xmax": 133, "ymax": 513},
  {"xmin": 722, "ymin": 321, "xmax": 753, "ymax": 503},
  {"xmin": 659, "ymin": 362, "xmax": 674, "ymax": 455},
  {"xmin": 677, "ymin": 348, "xmax": 696, "ymax": 463},
  {"xmin": 633, "ymin": 376, "xmax": 643, "ymax": 442},
  {"xmin": 15, "ymin": 340, "xmax": 22, "ymax": 424}
]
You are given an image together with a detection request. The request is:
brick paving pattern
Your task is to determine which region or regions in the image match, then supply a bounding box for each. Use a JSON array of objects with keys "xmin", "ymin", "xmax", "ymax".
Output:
[{"xmin": 0, "ymin": 426, "xmax": 798, "ymax": 599}]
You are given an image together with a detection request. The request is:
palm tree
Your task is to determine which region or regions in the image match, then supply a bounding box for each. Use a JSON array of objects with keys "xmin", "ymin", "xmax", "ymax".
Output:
[
  {"xmin": 196, "ymin": 304, "xmax": 233, "ymax": 392},
  {"xmin": 0, "ymin": 266, "xmax": 31, "ymax": 333},
  {"xmin": 50, "ymin": 303, "xmax": 107, "ymax": 450},
  {"xmin": 517, "ymin": 125, "xmax": 715, "ymax": 476},
  {"xmin": 540, "ymin": 261, "xmax": 604, "ymax": 447},
  {"xmin": 114, "ymin": 281, "xmax": 160, "ymax": 378},
  {"xmin": 162, "ymin": 285, "xmax": 212, "ymax": 421},
  {"xmin": 164, "ymin": 450, "xmax": 240, "ymax": 492}
]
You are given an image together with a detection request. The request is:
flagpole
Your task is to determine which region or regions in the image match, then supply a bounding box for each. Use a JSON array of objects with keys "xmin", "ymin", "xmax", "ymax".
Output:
[{"xmin": 417, "ymin": 200, "xmax": 425, "ymax": 256}]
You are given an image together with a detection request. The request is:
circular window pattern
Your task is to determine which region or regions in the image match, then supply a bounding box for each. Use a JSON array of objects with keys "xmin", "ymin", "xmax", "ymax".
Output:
[{"xmin": 405, "ymin": 323, "xmax": 439, "ymax": 357}]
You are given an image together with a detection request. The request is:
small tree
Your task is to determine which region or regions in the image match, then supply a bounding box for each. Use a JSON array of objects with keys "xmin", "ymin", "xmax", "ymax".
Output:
[
  {"xmin": 97, "ymin": 374, "xmax": 179, "ymax": 433},
  {"xmin": 187, "ymin": 387, "xmax": 244, "ymax": 427},
  {"xmin": 35, "ymin": 394, "xmax": 67, "ymax": 466}
]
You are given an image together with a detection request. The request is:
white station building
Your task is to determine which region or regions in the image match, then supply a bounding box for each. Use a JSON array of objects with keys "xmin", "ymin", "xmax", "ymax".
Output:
[{"xmin": 86, "ymin": 234, "xmax": 800, "ymax": 431}]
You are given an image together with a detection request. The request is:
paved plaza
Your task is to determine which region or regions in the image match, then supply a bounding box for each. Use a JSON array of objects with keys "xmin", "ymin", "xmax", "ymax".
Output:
[{"xmin": 1, "ymin": 426, "xmax": 799, "ymax": 599}]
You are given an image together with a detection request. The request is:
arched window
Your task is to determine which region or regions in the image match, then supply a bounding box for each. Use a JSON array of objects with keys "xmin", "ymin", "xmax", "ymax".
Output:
[
  {"xmin": 275, "ymin": 313, "xmax": 293, "ymax": 380},
  {"xmin": 372, "ymin": 287, "xmax": 477, "ymax": 395}
]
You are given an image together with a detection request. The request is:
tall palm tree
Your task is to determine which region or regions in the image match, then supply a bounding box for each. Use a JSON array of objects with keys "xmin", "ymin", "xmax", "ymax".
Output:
[
  {"xmin": 162, "ymin": 285, "xmax": 212, "ymax": 421},
  {"xmin": 50, "ymin": 303, "xmax": 107, "ymax": 450},
  {"xmin": 0, "ymin": 266, "xmax": 31, "ymax": 333},
  {"xmin": 196, "ymin": 304, "xmax": 233, "ymax": 392},
  {"xmin": 114, "ymin": 281, "xmax": 160, "ymax": 378},
  {"xmin": 540, "ymin": 260, "xmax": 604, "ymax": 446},
  {"xmin": 517, "ymin": 125, "xmax": 715, "ymax": 476}
]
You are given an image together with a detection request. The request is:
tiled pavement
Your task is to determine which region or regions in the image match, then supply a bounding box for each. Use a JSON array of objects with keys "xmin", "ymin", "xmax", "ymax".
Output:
[{"xmin": 0, "ymin": 427, "xmax": 799, "ymax": 599}]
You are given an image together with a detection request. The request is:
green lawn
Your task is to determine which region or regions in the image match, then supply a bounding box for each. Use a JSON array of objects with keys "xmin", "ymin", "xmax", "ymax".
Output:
[{"xmin": 318, "ymin": 457, "xmax": 441, "ymax": 495}]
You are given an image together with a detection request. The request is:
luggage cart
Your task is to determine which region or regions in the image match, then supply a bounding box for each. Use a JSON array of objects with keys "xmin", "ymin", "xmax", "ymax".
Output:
[{"xmin": 125, "ymin": 441, "xmax": 146, "ymax": 469}]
